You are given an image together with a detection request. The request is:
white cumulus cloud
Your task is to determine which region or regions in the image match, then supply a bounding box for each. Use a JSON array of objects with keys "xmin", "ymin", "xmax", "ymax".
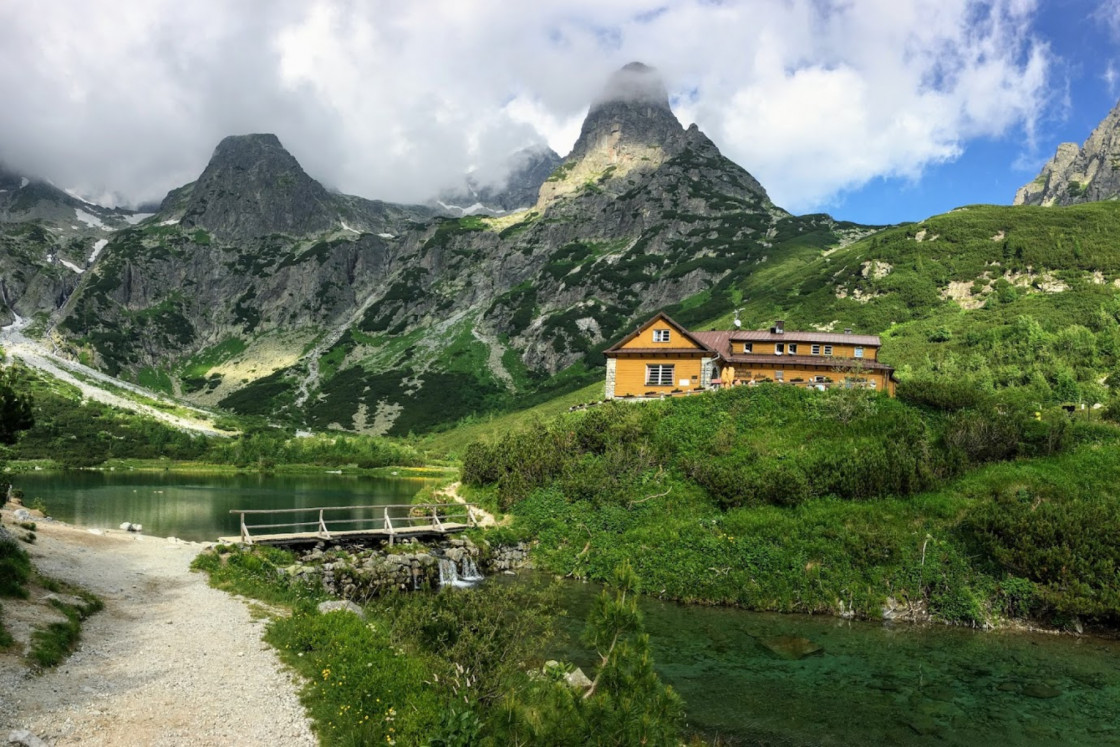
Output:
[{"xmin": 0, "ymin": 0, "xmax": 1053, "ymax": 213}]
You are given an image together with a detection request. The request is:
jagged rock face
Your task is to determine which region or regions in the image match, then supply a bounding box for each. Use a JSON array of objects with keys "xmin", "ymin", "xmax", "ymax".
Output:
[
  {"xmin": 537, "ymin": 62, "xmax": 768, "ymax": 210},
  {"xmin": 176, "ymin": 134, "xmax": 339, "ymax": 240},
  {"xmin": 0, "ymin": 164, "xmax": 147, "ymax": 325},
  {"xmin": 1015, "ymin": 100, "xmax": 1120, "ymax": 206},
  {"xmin": 439, "ymin": 146, "xmax": 562, "ymax": 214},
  {"xmin": 572, "ymin": 61, "xmax": 681, "ymax": 160}
]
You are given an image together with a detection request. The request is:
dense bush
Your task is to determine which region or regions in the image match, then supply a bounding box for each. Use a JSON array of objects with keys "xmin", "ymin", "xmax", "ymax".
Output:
[
  {"xmin": 964, "ymin": 475, "xmax": 1120, "ymax": 624},
  {"xmin": 463, "ymin": 385, "xmax": 1054, "ymax": 511}
]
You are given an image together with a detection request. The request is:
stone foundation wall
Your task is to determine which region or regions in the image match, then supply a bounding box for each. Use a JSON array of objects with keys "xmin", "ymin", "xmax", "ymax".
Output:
[{"xmin": 284, "ymin": 538, "xmax": 533, "ymax": 600}]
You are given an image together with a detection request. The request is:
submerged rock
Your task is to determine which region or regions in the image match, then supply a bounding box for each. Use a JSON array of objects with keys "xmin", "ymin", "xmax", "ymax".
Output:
[
  {"xmin": 758, "ymin": 635, "xmax": 823, "ymax": 660},
  {"xmin": 1022, "ymin": 682, "xmax": 1062, "ymax": 699}
]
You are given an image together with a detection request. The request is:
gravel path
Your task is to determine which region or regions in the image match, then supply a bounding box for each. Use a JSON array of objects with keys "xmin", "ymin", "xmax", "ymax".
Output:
[{"xmin": 0, "ymin": 516, "xmax": 316, "ymax": 746}]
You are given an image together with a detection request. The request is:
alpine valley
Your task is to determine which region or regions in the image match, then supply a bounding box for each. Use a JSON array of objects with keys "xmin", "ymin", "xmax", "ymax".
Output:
[{"xmin": 5, "ymin": 62, "xmax": 1120, "ymax": 437}]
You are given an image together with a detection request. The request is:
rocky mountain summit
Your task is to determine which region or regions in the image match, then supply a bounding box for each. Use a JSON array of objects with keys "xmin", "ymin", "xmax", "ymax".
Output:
[
  {"xmin": 5, "ymin": 62, "xmax": 863, "ymax": 435},
  {"xmin": 161, "ymin": 134, "xmax": 432, "ymax": 241},
  {"xmin": 1015, "ymin": 99, "xmax": 1120, "ymax": 206}
]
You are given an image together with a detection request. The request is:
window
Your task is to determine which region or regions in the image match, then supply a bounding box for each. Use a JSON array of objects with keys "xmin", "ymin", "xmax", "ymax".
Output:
[
  {"xmin": 811, "ymin": 344, "xmax": 820, "ymax": 355},
  {"xmin": 823, "ymin": 345, "xmax": 833, "ymax": 356},
  {"xmin": 788, "ymin": 344, "xmax": 798, "ymax": 354},
  {"xmin": 775, "ymin": 343, "xmax": 785, "ymax": 355},
  {"xmin": 774, "ymin": 370, "xmax": 784, "ymax": 381},
  {"xmin": 743, "ymin": 343, "xmax": 753, "ymax": 353},
  {"xmin": 854, "ymin": 346, "xmax": 864, "ymax": 358},
  {"xmin": 652, "ymin": 329, "xmax": 670, "ymax": 342},
  {"xmin": 646, "ymin": 364, "xmax": 674, "ymax": 386}
]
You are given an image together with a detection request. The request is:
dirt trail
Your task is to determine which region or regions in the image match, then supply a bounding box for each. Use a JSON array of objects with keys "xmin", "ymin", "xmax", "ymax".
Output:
[{"xmin": 0, "ymin": 511, "xmax": 315, "ymax": 746}]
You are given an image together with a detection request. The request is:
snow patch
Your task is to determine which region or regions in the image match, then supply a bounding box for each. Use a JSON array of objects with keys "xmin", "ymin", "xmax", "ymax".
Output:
[
  {"xmin": 378, "ymin": 233, "xmax": 394, "ymax": 239},
  {"xmin": 89, "ymin": 238, "xmax": 109, "ymax": 264},
  {"xmin": 20, "ymin": 177, "xmax": 29, "ymax": 189},
  {"xmin": 437, "ymin": 200, "xmax": 493, "ymax": 216},
  {"xmin": 160, "ymin": 218, "xmax": 179, "ymax": 226},
  {"xmin": 59, "ymin": 258, "xmax": 84, "ymax": 274},
  {"xmin": 74, "ymin": 208, "xmax": 107, "ymax": 230},
  {"xmin": 339, "ymin": 219, "xmax": 360, "ymax": 234},
  {"xmin": 124, "ymin": 212, "xmax": 154, "ymax": 225}
]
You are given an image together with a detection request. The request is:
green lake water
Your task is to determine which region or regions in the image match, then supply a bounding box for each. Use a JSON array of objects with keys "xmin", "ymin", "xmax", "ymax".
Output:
[
  {"xmin": 12, "ymin": 473, "xmax": 1120, "ymax": 744},
  {"xmin": 12, "ymin": 471, "xmax": 439, "ymax": 542},
  {"xmin": 547, "ymin": 580, "xmax": 1120, "ymax": 745}
]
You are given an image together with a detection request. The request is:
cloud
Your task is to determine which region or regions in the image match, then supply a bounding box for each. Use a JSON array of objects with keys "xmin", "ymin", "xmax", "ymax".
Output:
[{"xmin": 0, "ymin": 0, "xmax": 1052, "ymax": 213}]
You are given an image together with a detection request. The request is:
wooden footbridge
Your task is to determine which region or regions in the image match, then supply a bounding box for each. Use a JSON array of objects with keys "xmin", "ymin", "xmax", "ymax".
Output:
[{"xmin": 219, "ymin": 503, "xmax": 481, "ymax": 546}]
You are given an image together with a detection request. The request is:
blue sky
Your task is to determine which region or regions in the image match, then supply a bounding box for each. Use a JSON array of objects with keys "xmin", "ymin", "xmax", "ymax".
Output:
[
  {"xmin": 828, "ymin": 1, "xmax": 1120, "ymax": 224},
  {"xmin": 0, "ymin": 1, "xmax": 1116, "ymax": 227}
]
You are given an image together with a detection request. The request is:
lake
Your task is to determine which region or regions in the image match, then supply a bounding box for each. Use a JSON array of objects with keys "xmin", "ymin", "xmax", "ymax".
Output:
[{"xmin": 12, "ymin": 470, "xmax": 440, "ymax": 542}]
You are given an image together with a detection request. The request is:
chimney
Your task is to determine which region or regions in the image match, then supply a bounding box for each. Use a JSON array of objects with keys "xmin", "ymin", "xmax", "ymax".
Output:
[
  {"xmin": 844, "ymin": 328, "xmax": 852, "ymax": 335},
  {"xmin": 772, "ymin": 320, "xmax": 785, "ymax": 335}
]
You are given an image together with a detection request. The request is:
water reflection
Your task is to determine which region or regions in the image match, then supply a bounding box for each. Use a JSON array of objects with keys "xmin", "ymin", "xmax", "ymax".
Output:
[{"xmin": 14, "ymin": 471, "xmax": 440, "ymax": 542}]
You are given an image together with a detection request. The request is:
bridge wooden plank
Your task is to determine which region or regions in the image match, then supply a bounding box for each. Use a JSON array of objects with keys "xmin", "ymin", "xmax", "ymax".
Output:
[{"xmin": 217, "ymin": 522, "xmax": 472, "ymax": 546}]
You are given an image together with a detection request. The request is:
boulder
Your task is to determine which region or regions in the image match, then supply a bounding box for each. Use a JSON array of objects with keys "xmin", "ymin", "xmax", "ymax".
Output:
[
  {"xmin": 565, "ymin": 667, "xmax": 593, "ymax": 690},
  {"xmin": 8, "ymin": 730, "xmax": 49, "ymax": 747},
  {"xmin": 317, "ymin": 600, "xmax": 365, "ymax": 618}
]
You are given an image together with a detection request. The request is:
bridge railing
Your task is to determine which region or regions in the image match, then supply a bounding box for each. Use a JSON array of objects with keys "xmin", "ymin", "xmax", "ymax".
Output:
[{"xmin": 230, "ymin": 502, "xmax": 479, "ymax": 545}]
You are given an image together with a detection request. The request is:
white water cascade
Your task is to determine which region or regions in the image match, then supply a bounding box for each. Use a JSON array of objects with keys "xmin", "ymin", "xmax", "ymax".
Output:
[{"xmin": 438, "ymin": 555, "xmax": 485, "ymax": 588}]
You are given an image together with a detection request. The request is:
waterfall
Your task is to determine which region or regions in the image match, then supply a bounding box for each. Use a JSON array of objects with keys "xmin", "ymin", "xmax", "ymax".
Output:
[
  {"xmin": 438, "ymin": 555, "xmax": 484, "ymax": 588},
  {"xmin": 460, "ymin": 556, "xmax": 484, "ymax": 582}
]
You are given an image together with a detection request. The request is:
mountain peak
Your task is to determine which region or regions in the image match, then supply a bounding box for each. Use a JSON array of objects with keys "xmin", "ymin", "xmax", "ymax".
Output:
[
  {"xmin": 177, "ymin": 133, "xmax": 336, "ymax": 240},
  {"xmin": 1015, "ymin": 99, "xmax": 1120, "ymax": 206}
]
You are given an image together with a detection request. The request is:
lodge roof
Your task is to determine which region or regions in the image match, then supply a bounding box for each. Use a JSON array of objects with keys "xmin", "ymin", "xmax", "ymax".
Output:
[
  {"xmin": 603, "ymin": 312, "xmax": 717, "ymax": 356},
  {"xmin": 720, "ymin": 354, "xmax": 894, "ymax": 371},
  {"xmin": 728, "ymin": 330, "xmax": 881, "ymax": 346}
]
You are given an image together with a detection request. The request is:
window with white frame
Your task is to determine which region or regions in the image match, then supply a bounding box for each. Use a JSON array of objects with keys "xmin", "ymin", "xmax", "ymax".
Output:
[
  {"xmin": 652, "ymin": 329, "xmax": 671, "ymax": 342},
  {"xmin": 774, "ymin": 370, "xmax": 784, "ymax": 381},
  {"xmin": 743, "ymin": 343, "xmax": 753, "ymax": 353},
  {"xmin": 646, "ymin": 364, "xmax": 674, "ymax": 386},
  {"xmin": 823, "ymin": 345, "xmax": 833, "ymax": 356},
  {"xmin": 788, "ymin": 343, "xmax": 798, "ymax": 354},
  {"xmin": 854, "ymin": 346, "xmax": 864, "ymax": 358},
  {"xmin": 811, "ymin": 344, "xmax": 820, "ymax": 355}
]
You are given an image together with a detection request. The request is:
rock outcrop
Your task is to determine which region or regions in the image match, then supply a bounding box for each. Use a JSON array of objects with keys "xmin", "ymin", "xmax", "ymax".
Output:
[{"xmin": 1015, "ymin": 100, "xmax": 1120, "ymax": 206}]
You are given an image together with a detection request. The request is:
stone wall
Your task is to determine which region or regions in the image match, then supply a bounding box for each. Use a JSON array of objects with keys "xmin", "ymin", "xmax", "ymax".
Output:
[{"xmin": 284, "ymin": 537, "xmax": 533, "ymax": 601}]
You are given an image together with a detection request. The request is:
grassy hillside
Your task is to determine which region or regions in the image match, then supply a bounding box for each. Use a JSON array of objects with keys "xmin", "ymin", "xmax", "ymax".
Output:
[{"xmin": 462, "ymin": 385, "xmax": 1120, "ymax": 628}]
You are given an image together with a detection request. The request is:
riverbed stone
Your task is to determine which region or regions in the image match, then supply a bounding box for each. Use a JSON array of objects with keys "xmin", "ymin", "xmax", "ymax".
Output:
[
  {"xmin": 759, "ymin": 635, "xmax": 823, "ymax": 660},
  {"xmin": 1022, "ymin": 682, "xmax": 1062, "ymax": 699}
]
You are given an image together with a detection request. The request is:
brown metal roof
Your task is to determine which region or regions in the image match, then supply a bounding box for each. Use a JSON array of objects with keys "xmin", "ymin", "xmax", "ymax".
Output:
[
  {"xmin": 729, "ymin": 330, "xmax": 881, "ymax": 346},
  {"xmin": 722, "ymin": 354, "xmax": 894, "ymax": 371}
]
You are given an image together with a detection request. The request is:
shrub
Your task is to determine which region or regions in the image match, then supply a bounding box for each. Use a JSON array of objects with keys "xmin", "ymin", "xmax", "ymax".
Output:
[
  {"xmin": 0, "ymin": 532, "xmax": 31, "ymax": 597},
  {"xmin": 964, "ymin": 485, "xmax": 1120, "ymax": 623}
]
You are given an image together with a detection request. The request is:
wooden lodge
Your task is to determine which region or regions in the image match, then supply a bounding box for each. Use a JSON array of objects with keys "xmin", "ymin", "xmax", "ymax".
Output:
[{"xmin": 603, "ymin": 313, "xmax": 896, "ymax": 399}]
